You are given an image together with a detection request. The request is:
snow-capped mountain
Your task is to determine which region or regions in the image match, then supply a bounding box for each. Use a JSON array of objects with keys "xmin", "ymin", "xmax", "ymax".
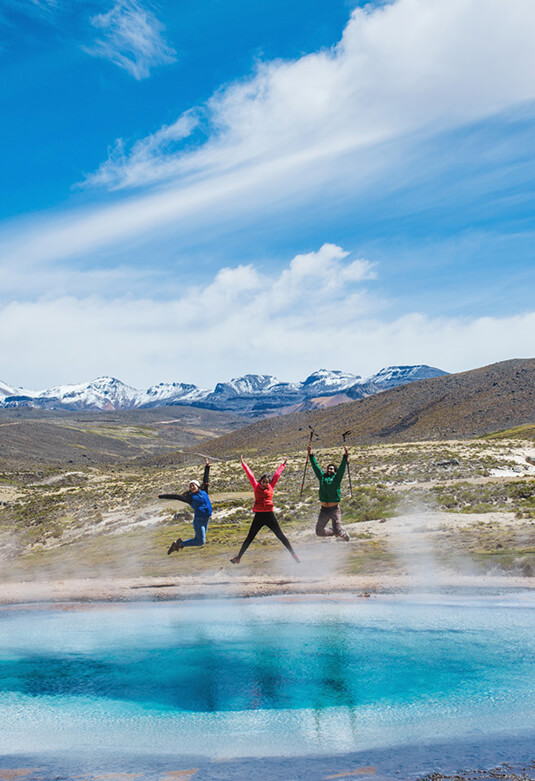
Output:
[
  {"xmin": 1, "ymin": 377, "xmax": 139, "ymax": 411},
  {"xmin": 0, "ymin": 380, "xmax": 18, "ymax": 398},
  {"xmin": 0, "ymin": 366, "xmax": 448, "ymax": 415},
  {"xmin": 370, "ymin": 365, "xmax": 448, "ymax": 390},
  {"xmin": 137, "ymin": 382, "xmax": 209, "ymax": 408},
  {"xmin": 301, "ymin": 369, "xmax": 363, "ymax": 396},
  {"xmin": 0, "ymin": 380, "xmax": 39, "ymax": 403},
  {"xmin": 210, "ymin": 374, "xmax": 282, "ymax": 398}
]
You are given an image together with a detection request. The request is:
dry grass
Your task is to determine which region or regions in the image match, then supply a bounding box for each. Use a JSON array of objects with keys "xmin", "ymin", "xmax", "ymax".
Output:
[{"xmin": 1, "ymin": 438, "xmax": 535, "ymax": 583}]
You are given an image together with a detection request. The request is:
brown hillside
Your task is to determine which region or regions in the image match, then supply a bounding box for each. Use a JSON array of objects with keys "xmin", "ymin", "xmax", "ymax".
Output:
[
  {"xmin": 199, "ymin": 358, "xmax": 535, "ymax": 456},
  {"xmin": 0, "ymin": 406, "xmax": 243, "ymax": 465}
]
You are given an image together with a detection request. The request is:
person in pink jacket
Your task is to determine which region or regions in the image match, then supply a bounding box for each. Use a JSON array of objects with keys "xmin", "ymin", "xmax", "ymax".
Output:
[{"xmin": 230, "ymin": 457, "xmax": 299, "ymax": 564}]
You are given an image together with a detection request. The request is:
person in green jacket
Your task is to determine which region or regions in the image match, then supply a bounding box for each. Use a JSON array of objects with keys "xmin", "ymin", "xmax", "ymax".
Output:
[{"xmin": 307, "ymin": 443, "xmax": 350, "ymax": 541}]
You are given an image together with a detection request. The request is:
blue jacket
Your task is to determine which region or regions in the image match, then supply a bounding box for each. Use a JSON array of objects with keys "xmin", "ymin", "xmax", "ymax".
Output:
[
  {"xmin": 190, "ymin": 489, "xmax": 212, "ymax": 518},
  {"xmin": 158, "ymin": 463, "xmax": 212, "ymax": 518}
]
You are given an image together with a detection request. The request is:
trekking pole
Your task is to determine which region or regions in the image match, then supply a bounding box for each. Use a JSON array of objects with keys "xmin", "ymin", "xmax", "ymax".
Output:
[
  {"xmin": 342, "ymin": 430, "xmax": 353, "ymax": 497},
  {"xmin": 299, "ymin": 425, "xmax": 317, "ymax": 497}
]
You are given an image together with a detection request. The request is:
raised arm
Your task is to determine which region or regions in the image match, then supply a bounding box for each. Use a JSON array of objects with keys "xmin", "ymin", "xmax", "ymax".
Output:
[
  {"xmin": 158, "ymin": 491, "xmax": 193, "ymax": 505},
  {"xmin": 270, "ymin": 459, "xmax": 287, "ymax": 488},
  {"xmin": 241, "ymin": 458, "xmax": 258, "ymax": 490},
  {"xmin": 200, "ymin": 460, "xmax": 211, "ymax": 492},
  {"xmin": 333, "ymin": 452, "xmax": 348, "ymax": 486},
  {"xmin": 308, "ymin": 448, "xmax": 324, "ymax": 481}
]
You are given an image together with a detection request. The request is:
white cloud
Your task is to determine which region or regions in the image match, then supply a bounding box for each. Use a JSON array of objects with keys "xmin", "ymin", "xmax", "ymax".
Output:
[
  {"xmin": 86, "ymin": 110, "xmax": 200, "ymax": 190},
  {"xmin": 86, "ymin": 0, "xmax": 535, "ymax": 189},
  {"xmin": 1, "ymin": 244, "xmax": 534, "ymax": 389},
  {"xmin": 0, "ymin": 260, "xmax": 164, "ymax": 301},
  {"xmin": 85, "ymin": 0, "xmax": 176, "ymax": 80},
  {"xmin": 269, "ymin": 244, "xmax": 376, "ymax": 314},
  {"xmin": 3, "ymin": 0, "xmax": 535, "ymax": 270},
  {"xmin": 0, "ymin": 245, "xmax": 378, "ymax": 386}
]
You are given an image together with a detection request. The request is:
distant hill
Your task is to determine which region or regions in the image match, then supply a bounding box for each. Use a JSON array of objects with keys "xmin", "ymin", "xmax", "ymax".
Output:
[
  {"xmin": 198, "ymin": 359, "xmax": 535, "ymax": 456},
  {"xmin": 0, "ymin": 406, "xmax": 243, "ymax": 465}
]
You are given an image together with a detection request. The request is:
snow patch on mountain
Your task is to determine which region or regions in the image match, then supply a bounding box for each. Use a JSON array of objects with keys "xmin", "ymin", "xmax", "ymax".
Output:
[
  {"xmin": 210, "ymin": 374, "xmax": 281, "ymax": 398},
  {"xmin": 137, "ymin": 382, "xmax": 210, "ymax": 407},
  {"xmin": 1, "ymin": 377, "xmax": 139, "ymax": 411},
  {"xmin": 302, "ymin": 369, "xmax": 363, "ymax": 396},
  {"xmin": 0, "ymin": 380, "xmax": 18, "ymax": 398},
  {"xmin": 55, "ymin": 377, "xmax": 139, "ymax": 410},
  {"xmin": 0, "ymin": 379, "xmax": 39, "ymax": 401},
  {"xmin": 371, "ymin": 365, "xmax": 448, "ymax": 390},
  {"xmin": 0, "ymin": 365, "xmax": 448, "ymax": 413}
]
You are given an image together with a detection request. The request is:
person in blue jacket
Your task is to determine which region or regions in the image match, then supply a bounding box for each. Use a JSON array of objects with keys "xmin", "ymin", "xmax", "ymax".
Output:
[{"xmin": 159, "ymin": 460, "xmax": 212, "ymax": 553}]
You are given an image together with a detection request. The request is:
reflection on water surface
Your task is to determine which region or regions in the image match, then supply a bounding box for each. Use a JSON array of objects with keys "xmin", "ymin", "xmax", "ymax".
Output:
[{"xmin": 1, "ymin": 596, "xmax": 535, "ymax": 759}]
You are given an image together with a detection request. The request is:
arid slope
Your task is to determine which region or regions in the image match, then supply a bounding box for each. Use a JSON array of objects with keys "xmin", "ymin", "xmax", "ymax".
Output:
[
  {"xmin": 0, "ymin": 406, "xmax": 243, "ymax": 465},
  {"xmin": 199, "ymin": 358, "xmax": 535, "ymax": 456}
]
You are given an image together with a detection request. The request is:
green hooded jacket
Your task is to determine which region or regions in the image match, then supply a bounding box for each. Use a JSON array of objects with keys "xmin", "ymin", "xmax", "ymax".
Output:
[{"xmin": 309, "ymin": 454, "xmax": 347, "ymax": 503}]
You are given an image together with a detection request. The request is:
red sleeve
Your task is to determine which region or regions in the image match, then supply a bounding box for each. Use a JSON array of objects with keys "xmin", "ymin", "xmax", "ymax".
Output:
[
  {"xmin": 241, "ymin": 461, "xmax": 258, "ymax": 490},
  {"xmin": 270, "ymin": 462, "xmax": 285, "ymax": 488}
]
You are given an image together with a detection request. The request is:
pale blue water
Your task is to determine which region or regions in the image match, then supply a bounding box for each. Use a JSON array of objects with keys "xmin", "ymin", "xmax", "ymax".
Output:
[{"xmin": 1, "ymin": 594, "xmax": 535, "ymax": 766}]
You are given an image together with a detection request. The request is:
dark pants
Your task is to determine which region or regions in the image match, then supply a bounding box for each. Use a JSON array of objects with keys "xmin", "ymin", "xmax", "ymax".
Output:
[
  {"xmin": 316, "ymin": 505, "xmax": 346, "ymax": 537},
  {"xmin": 238, "ymin": 512, "xmax": 295, "ymax": 559}
]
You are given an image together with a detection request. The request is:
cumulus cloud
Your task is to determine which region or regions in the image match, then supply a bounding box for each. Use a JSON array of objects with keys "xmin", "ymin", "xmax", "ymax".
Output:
[
  {"xmin": 0, "ymin": 244, "xmax": 378, "ymax": 386},
  {"xmin": 269, "ymin": 245, "xmax": 376, "ymax": 315},
  {"xmin": 85, "ymin": 0, "xmax": 176, "ymax": 80},
  {"xmin": 1, "ymin": 244, "xmax": 534, "ymax": 389}
]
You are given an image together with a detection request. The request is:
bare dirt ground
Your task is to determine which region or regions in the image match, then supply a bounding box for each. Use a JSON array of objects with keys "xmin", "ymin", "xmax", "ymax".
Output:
[{"xmin": 1, "ymin": 571, "xmax": 534, "ymax": 605}]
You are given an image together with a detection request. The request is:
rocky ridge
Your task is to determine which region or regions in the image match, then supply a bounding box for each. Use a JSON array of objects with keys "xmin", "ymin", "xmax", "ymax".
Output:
[
  {"xmin": 0, "ymin": 365, "xmax": 446, "ymax": 415},
  {"xmin": 197, "ymin": 358, "xmax": 535, "ymax": 455}
]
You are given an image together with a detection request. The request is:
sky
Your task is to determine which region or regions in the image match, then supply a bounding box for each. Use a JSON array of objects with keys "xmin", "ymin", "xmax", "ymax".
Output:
[{"xmin": 1, "ymin": 0, "xmax": 535, "ymax": 391}]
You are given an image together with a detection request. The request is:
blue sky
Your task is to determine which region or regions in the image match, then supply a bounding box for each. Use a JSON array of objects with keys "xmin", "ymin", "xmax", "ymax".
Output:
[{"xmin": 1, "ymin": 0, "xmax": 535, "ymax": 390}]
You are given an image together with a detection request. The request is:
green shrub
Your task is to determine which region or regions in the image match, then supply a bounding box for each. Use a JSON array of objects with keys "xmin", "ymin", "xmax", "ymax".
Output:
[{"xmin": 344, "ymin": 485, "xmax": 398, "ymax": 522}]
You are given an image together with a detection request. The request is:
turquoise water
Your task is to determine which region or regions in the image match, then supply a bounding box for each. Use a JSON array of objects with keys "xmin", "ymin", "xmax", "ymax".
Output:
[{"xmin": 1, "ymin": 595, "xmax": 535, "ymax": 759}]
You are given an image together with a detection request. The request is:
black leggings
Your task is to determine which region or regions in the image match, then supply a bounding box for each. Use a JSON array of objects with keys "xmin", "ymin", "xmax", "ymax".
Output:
[{"xmin": 238, "ymin": 512, "xmax": 295, "ymax": 559}]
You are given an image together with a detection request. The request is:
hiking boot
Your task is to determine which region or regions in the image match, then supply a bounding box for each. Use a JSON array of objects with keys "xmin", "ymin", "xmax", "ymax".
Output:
[
  {"xmin": 340, "ymin": 532, "xmax": 350, "ymax": 542},
  {"xmin": 230, "ymin": 556, "xmax": 241, "ymax": 565},
  {"xmin": 167, "ymin": 538, "xmax": 184, "ymax": 555}
]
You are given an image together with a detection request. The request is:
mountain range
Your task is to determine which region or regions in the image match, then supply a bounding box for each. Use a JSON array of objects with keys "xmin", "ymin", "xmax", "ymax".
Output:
[
  {"xmin": 1, "ymin": 359, "xmax": 532, "ymax": 464},
  {"xmin": 0, "ymin": 365, "xmax": 447, "ymax": 416},
  {"xmin": 200, "ymin": 358, "xmax": 535, "ymax": 455}
]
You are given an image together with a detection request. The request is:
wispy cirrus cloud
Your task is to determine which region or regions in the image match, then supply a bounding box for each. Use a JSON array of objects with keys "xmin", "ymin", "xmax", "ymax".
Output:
[
  {"xmin": 87, "ymin": 109, "xmax": 201, "ymax": 190},
  {"xmin": 3, "ymin": 0, "xmax": 535, "ymax": 277},
  {"xmin": 0, "ymin": 0, "xmax": 57, "ymax": 28},
  {"xmin": 84, "ymin": 0, "xmax": 535, "ymax": 190},
  {"xmin": 85, "ymin": 0, "xmax": 176, "ymax": 80}
]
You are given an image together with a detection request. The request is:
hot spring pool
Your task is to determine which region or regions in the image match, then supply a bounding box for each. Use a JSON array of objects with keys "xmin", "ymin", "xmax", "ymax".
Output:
[{"xmin": 1, "ymin": 594, "xmax": 535, "ymax": 777}]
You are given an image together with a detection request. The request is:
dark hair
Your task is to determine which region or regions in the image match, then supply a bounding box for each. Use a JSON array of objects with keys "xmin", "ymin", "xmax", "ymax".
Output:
[
  {"xmin": 260, "ymin": 474, "xmax": 270, "ymax": 482},
  {"xmin": 324, "ymin": 464, "xmax": 337, "ymax": 476}
]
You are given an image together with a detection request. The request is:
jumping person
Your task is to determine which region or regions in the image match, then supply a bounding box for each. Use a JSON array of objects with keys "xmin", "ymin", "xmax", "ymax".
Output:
[
  {"xmin": 230, "ymin": 457, "xmax": 299, "ymax": 564},
  {"xmin": 159, "ymin": 460, "xmax": 212, "ymax": 553},
  {"xmin": 307, "ymin": 444, "xmax": 350, "ymax": 541}
]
